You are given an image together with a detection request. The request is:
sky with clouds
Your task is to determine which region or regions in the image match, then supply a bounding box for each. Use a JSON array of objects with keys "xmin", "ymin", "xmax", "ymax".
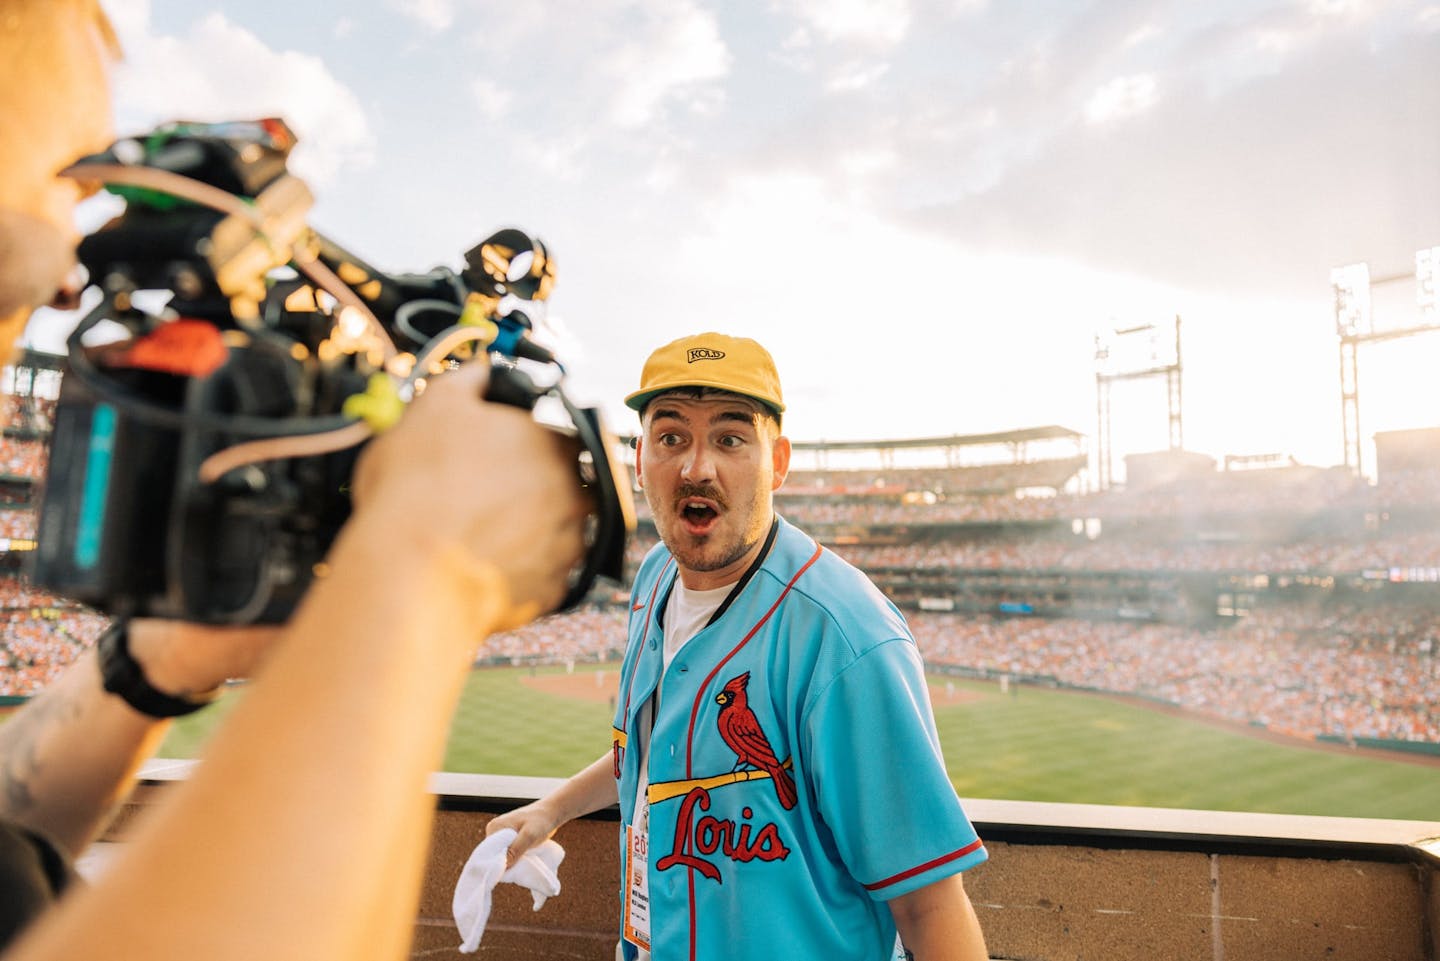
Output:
[{"xmin": 35, "ymin": 0, "xmax": 1440, "ymax": 480}]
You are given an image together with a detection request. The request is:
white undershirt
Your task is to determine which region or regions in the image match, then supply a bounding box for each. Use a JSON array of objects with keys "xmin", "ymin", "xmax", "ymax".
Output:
[
  {"xmin": 630, "ymin": 580, "xmax": 731, "ymax": 960},
  {"xmin": 662, "ymin": 581, "xmax": 732, "ymax": 669}
]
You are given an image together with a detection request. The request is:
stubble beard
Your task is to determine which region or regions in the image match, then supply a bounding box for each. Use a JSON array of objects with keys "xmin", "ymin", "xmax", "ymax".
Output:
[
  {"xmin": 670, "ymin": 526, "xmax": 760, "ymax": 574},
  {"xmin": 648, "ymin": 483, "xmax": 769, "ymax": 575}
]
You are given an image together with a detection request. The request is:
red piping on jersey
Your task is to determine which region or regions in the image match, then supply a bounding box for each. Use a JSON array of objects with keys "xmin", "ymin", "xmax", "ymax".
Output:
[
  {"xmin": 683, "ymin": 543, "xmax": 823, "ymax": 779},
  {"xmin": 620, "ymin": 557, "xmax": 675, "ymax": 723},
  {"xmin": 862, "ymin": 838, "xmax": 986, "ymax": 891},
  {"xmin": 682, "ymin": 542, "xmax": 823, "ymax": 960}
]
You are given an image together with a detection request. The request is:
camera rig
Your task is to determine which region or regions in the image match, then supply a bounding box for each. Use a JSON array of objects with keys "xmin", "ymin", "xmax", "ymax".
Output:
[{"xmin": 32, "ymin": 118, "xmax": 634, "ymax": 624}]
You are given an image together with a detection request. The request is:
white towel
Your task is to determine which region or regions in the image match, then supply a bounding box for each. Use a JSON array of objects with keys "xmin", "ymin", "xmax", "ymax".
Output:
[{"xmin": 453, "ymin": 827, "xmax": 566, "ymax": 953}]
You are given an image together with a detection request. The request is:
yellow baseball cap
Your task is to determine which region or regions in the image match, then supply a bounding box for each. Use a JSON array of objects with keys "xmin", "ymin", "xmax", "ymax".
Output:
[{"xmin": 625, "ymin": 332, "xmax": 785, "ymax": 418}]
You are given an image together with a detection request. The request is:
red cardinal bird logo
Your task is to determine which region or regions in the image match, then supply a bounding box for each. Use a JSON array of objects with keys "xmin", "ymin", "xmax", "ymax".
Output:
[{"xmin": 715, "ymin": 672, "xmax": 798, "ymax": 810}]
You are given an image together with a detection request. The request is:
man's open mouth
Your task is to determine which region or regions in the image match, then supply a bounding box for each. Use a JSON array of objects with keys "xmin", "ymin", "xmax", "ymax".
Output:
[{"xmin": 679, "ymin": 499, "xmax": 720, "ymax": 533}]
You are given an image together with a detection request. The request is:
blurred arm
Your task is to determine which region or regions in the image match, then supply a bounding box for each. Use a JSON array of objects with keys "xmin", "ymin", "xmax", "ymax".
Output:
[
  {"xmin": 0, "ymin": 620, "xmax": 271, "ymax": 858},
  {"xmin": 6, "ymin": 361, "xmax": 586, "ymax": 961}
]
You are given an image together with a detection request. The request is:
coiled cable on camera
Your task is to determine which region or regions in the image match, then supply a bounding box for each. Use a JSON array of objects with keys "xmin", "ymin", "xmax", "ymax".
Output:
[
  {"xmin": 194, "ymin": 323, "xmax": 545, "ymax": 483},
  {"xmin": 63, "ymin": 296, "xmax": 357, "ymax": 439},
  {"xmin": 60, "ymin": 161, "xmax": 399, "ymax": 363}
]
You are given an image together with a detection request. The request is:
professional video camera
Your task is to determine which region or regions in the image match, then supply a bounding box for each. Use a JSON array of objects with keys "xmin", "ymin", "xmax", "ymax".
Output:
[{"xmin": 31, "ymin": 118, "xmax": 633, "ymax": 624}]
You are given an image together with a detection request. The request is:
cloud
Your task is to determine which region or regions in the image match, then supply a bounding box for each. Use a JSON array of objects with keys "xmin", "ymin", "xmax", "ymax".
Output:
[
  {"xmin": 441, "ymin": 0, "xmax": 729, "ymax": 185},
  {"xmin": 597, "ymin": 0, "xmax": 731, "ymax": 128},
  {"xmin": 101, "ymin": 0, "xmax": 153, "ymax": 45},
  {"xmin": 456, "ymin": 0, "xmax": 729, "ymax": 131},
  {"xmin": 109, "ymin": 10, "xmax": 376, "ymax": 188},
  {"xmin": 825, "ymin": 60, "xmax": 892, "ymax": 92},
  {"xmin": 772, "ymin": 0, "xmax": 915, "ymax": 92},
  {"xmin": 778, "ymin": 0, "xmax": 914, "ymax": 48},
  {"xmin": 1084, "ymin": 73, "xmax": 1160, "ymax": 124},
  {"xmin": 384, "ymin": 0, "xmax": 454, "ymax": 31},
  {"xmin": 558, "ymin": 166, "xmax": 1138, "ymax": 441},
  {"xmin": 469, "ymin": 78, "xmax": 514, "ymax": 122},
  {"xmin": 721, "ymin": 1, "xmax": 1438, "ymax": 302},
  {"xmin": 909, "ymin": 22, "xmax": 1440, "ymax": 298}
]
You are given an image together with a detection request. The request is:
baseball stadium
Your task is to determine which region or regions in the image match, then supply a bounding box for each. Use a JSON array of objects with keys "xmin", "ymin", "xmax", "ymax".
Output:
[{"xmin": 2, "ymin": 285, "xmax": 1439, "ymax": 958}]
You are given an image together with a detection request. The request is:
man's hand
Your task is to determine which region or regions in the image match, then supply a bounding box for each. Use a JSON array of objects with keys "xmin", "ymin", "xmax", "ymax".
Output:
[
  {"xmin": 348, "ymin": 360, "xmax": 589, "ymax": 634},
  {"xmin": 485, "ymin": 798, "xmax": 563, "ymax": 865},
  {"xmin": 483, "ymin": 754, "xmax": 619, "ymax": 865}
]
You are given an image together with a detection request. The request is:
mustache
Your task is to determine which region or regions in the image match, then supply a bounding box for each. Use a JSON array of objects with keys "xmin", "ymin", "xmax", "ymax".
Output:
[{"xmin": 674, "ymin": 482, "xmax": 727, "ymax": 511}]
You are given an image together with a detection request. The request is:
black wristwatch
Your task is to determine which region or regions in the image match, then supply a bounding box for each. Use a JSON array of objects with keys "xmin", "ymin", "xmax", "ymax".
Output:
[{"xmin": 96, "ymin": 620, "xmax": 220, "ymax": 718}]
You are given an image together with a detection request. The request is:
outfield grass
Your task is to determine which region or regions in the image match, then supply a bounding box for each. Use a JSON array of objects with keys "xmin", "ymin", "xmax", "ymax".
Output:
[
  {"xmin": 441, "ymin": 665, "xmax": 615, "ymax": 775},
  {"xmin": 158, "ymin": 664, "xmax": 1440, "ymax": 822},
  {"xmin": 931, "ymin": 679, "xmax": 1440, "ymax": 819}
]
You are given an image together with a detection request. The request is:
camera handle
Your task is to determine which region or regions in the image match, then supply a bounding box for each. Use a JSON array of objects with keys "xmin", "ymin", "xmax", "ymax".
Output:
[
  {"xmin": 482, "ymin": 364, "xmax": 542, "ymax": 411},
  {"xmin": 479, "ymin": 363, "xmax": 635, "ymax": 611}
]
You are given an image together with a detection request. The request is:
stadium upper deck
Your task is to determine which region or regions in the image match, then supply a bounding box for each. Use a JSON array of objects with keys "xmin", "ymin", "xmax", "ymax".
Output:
[{"xmin": 3, "ymin": 354, "xmax": 1437, "ymax": 747}]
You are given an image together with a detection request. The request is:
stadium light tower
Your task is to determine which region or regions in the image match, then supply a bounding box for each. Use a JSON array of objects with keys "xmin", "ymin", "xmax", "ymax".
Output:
[
  {"xmin": 1093, "ymin": 315, "xmax": 1183, "ymax": 490},
  {"xmin": 1333, "ymin": 246, "xmax": 1440, "ymax": 477}
]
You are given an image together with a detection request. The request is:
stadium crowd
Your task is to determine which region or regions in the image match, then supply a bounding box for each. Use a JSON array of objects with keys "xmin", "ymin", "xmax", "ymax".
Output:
[
  {"xmin": 0, "ymin": 394, "xmax": 56, "ymax": 434},
  {"xmin": 776, "ymin": 494, "xmax": 1077, "ymax": 524},
  {"xmin": 0, "ymin": 434, "xmax": 47, "ymax": 480},
  {"xmin": 441, "ymin": 593, "xmax": 1440, "ymax": 745},
  {"xmin": 907, "ymin": 607, "xmax": 1439, "ymax": 744},
  {"xmin": 3, "ymin": 581, "xmax": 1436, "ymax": 745},
  {"xmin": 1077, "ymin": 466, "xmax": 1367, "ymax": 517},
  {"xmin": 3, "ymin": 382, "xmax": 1438, "ymax": 749},
  {"xmin": 0, "ymin": 509, "xmax": 36, "ymax": 539},
  {"xmin": 0, "ymin": 574, "xmax": 109, "ymax": 696},
  {"xmin": 771, "ymin": 464, "xmax": 1440, "ymax": 526},
  {"xmin": 781, "ymin": 455, "xmax": 1087, "ymax": 497},
  {"xmin": 479, "ymin": 605, "xmax": 630, "ymax": 666},
  {"xmin": 833, "ymin": 531, "xmax": 1440, "ymax": 574},
  {"xmin": 1374, "ymin": 468, "xmax": 1440, "ymax": 508}
]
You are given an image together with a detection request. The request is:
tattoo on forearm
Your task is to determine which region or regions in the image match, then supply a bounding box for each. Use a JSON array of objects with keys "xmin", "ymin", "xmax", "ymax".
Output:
[{"xmin": 0, "ymin": 685, "xmax": 85, "ymax": 817}]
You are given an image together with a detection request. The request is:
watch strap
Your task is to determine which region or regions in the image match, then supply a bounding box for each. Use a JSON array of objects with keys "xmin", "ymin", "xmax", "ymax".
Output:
[{"xmin": 97, "ymin": 620, "xmax": 219, "ymax": 718}]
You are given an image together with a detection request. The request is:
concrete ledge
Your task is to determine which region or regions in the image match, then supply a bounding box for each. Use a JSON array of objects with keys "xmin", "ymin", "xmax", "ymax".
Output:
[
  {"xmin": 117, "ymin": 762, "xmax": 1440, "ymax": 960},
  {"xmin": 959, "ymin": 797, "xmax": 1440, "ymax": 864}
]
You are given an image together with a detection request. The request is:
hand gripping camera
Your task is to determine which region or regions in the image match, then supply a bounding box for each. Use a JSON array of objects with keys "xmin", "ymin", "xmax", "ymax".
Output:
[{"xmin": 32, "ymin": 119, "xmax": 634, "ymax": 624}]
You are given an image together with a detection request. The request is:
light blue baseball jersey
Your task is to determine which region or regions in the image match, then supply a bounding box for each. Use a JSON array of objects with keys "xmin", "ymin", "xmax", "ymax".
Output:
[{"xmin": 610, "ymin": 516, "xmax": 987, "ymax": 961}]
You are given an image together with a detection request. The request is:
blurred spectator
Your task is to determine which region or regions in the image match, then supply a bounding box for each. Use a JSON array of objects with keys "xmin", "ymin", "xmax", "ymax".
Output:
[
  {"xmin": 0, "ymin": 576, "xmax": 109, "ymax": 696},
  {"xmin": 909, "ymin": 609, "xmax": 1439, "ymax": 744},
  {"xmin": 480, "ymin": 605, "xmax": 630, "ymax": 666},
  {"xmin": 5, "ymin": 381, "xmax": 1438, "ymax": 747},
  {"xmin": 0, "ymin": 434, "xmax": 47, "ymax": 480}
]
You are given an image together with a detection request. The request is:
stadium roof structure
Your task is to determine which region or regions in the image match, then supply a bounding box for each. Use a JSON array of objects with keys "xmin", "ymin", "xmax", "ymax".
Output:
[
  {"xmin": 791, "ymin": 424, "xmax": 1083, "ymax": 452},
  {"xmin": 615, "ymin": 424, "xmax": 1085, "ymax": 453}
]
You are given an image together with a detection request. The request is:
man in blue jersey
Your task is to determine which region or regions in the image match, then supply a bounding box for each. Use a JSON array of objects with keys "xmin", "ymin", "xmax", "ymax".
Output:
[{"xmin": 488, "ymin": 332, "xmax": 990, "ymax": 960}]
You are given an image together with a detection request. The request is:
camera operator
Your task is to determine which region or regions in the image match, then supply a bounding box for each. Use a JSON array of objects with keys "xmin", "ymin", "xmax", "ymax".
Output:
[{"xmin": 0, "ymin": 3, "xmax": 587, "ymax": 959}]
